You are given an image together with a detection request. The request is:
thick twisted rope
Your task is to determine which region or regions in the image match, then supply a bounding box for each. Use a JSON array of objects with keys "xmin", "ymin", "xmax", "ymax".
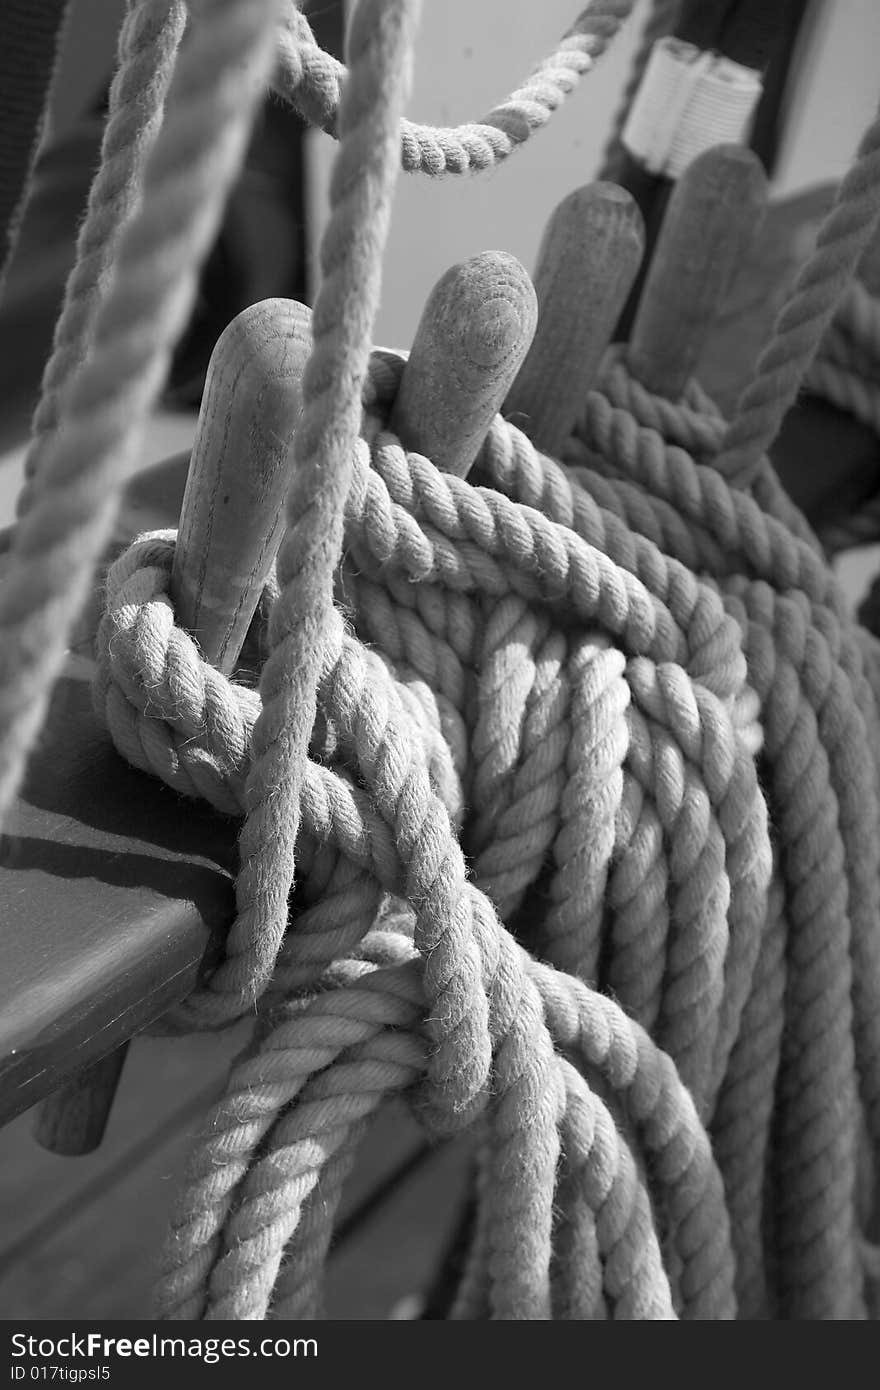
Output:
[
  {"xmin": 18, "ymin": 0, "xmax": 187, "ymax": 507},
  {"xmin": 96, "ymin": 387, "xmax": 880, "ymax": 1315},
  {"xmin": 724, "ymin": 583, "xmax": 864, "ymax": 1318},
  {"xmin": 597, "ymin": 0, "xmax": 681, "ymax": 182},
  {"xmin": 477, "ymin": 346, "xmax": 880, "ymax": 1312},
  {"xmin": 715, "ymin": 102, "xmax": 880, "ymax": 488},
  {"xmin": 274, "ymin": 0, "xmax": 638, "ymax": 175},
  {"xmin": 98, "ymin": 462, "xmax": 756, "ymax": 1316},
  {"xmin": 18, "ymin": 0, "xmax": 880, "ymax": 1324},
  {"xmin": 0, "ymin": 0, "xmax": 284, "ymax": 838},
  {"xmin": 469, "ymin": 596, "xmax": 569, "ymax": 921},
  {"xmin": 156, "ymin": 931, "xmax": 740, "ymax": 1318},
  {"xmin": 0, "ymin": 0, "xmax": 647, "ymax": 857},
  {"xmin": 188, "ymin": 0, "xmax": 419, "ymax": 1025}
]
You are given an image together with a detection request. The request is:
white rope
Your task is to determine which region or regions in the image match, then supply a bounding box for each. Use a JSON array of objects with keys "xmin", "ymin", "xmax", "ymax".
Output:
[{"xmin": 621, "ymin": 36, "xmax": 763, "ymax": 178}]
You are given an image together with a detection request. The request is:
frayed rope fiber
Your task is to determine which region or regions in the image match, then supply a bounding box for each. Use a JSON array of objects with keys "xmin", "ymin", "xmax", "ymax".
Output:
[{"xmin": 9, "ymin": 0, "xmax": 880, "ymax": 1319}]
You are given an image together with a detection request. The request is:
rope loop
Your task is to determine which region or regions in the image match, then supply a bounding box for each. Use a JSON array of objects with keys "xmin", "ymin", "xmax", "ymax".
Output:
[{"xmin": 275, "ymin": 0, "xmax": 640, "ymax": 176}]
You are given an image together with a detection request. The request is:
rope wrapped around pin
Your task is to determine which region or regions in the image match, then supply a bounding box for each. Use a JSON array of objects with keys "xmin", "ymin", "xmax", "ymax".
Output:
[
  {"xmin": 96, "ymin": 298, "xmax": 762, "ymax": 1322},
  {"xmin": 84, "ymin": 0, "xmax": 880, "ymax": 1325},
  {"xmin": 92, "ymin": 62, "xmax": 774, "ymax": 1318},
  {"xmin": 96, "ymin": 524, "xmax": 744, "ymax": 1321}
]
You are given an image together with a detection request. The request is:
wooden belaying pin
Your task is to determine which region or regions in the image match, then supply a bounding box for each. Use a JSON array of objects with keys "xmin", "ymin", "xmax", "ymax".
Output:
[
  {"xmin": 627, "ymin": 144, "xmax": 767, "ymax": 401},
  {"xmin": 506, "ymin": 183, "xmax": 645, "ymax": 456},
  {"xmin": 33, "ymin": 299, "xmax": 313, "ymax": 1157},
  {"xmin": 390, "ymin": 250, "xmax": 538, "ymax": 478},
  {"xmin": 32, "ymin": 1042, "xmax": 131, "ymax": 1156},
  {"xmin": 171, "ymin": 297, "xmax": 313, "ymax": 673}
]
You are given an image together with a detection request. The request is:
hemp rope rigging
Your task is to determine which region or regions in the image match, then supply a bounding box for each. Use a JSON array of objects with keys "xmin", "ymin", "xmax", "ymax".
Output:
[{"xmin": 6, "ymin": 0, "xmax": 880, "ymax": 1319}]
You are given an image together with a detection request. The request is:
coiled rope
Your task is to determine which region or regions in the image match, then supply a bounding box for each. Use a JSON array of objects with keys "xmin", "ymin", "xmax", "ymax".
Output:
[{"xmin": 7, "ymin": 0, "xmax": 880, "ymax": 1319}]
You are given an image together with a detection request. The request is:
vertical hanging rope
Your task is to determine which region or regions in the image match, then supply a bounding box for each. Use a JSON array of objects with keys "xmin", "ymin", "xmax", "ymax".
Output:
[
  {"xmin": 19, "ymin": 0, "xmax": 187, "ymax": 505},
  {"xmin": 0, "ymin": 0, "xmax": 283, "ymax": 836},
  {"xmin": 715, "ymin": 101, "xmax": 880, "ymax": 488},
  {"xmin": 194, "ymin": 0, "xmax": 422, "ymax": 1022}
]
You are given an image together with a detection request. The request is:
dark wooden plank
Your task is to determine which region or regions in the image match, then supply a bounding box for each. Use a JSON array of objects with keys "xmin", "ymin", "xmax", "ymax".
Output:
[{"xmin": 0, "ymin": 669, "xmax": 236, "ymax": 1124}]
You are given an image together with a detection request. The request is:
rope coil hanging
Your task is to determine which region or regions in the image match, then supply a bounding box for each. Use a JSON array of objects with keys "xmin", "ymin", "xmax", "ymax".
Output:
[{"xmin": 5, "ymin": 0, "xmax": 880, "ymax": 1319}]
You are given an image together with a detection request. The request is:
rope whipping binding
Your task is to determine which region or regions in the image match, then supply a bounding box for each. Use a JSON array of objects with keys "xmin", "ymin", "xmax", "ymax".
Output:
[{"xmin": 6, "ymin": 0, "xmax": 880, "ymax": 1318}]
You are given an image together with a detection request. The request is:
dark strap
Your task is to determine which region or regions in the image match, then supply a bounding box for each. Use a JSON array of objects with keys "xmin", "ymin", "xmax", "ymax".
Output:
[
  {"xmin": 613, "ymin": 0, "xmax": 811, "ymax": 339},
  {"xmin": 0, "ymin": 0, "xmax": 70, "ymax": 290}
]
